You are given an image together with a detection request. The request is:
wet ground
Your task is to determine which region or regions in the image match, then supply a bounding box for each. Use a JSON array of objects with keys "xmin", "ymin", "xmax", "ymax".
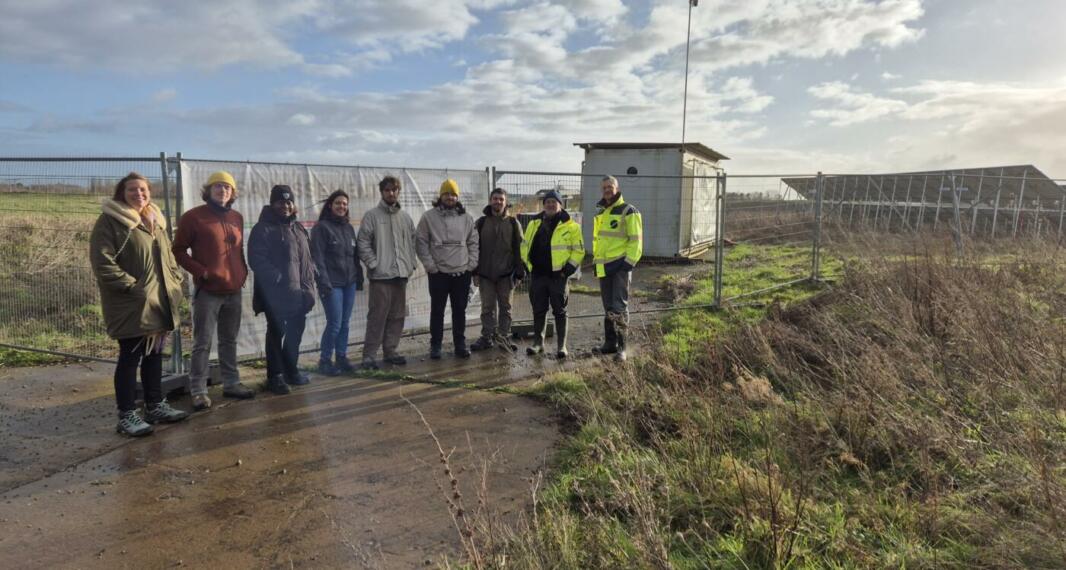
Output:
[{"xmin": 0, "ymin": 260, "xmax": 710, "ymax": 568}]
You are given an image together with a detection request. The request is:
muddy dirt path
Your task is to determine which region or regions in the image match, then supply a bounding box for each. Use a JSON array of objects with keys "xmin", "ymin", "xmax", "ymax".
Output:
[{"xmin": 0, "ymin": 260, "xmax": 708, "ymax": 568}]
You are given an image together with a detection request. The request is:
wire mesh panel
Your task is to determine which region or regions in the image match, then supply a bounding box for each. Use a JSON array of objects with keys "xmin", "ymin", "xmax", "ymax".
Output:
[
  {"xmin": 810, "ymin": 168, "xmax": 1066, "ymax": 241},
  {"xmin": 175, "ymin": 158, "xmax": 490, "ymax": 360},
  {"xmin": 720, "ymin": 174, "xmax": 820, "ymax": 302},
  {"xmin": 0, "ymin": 157, "xmax": 172, "ymax": 361}
]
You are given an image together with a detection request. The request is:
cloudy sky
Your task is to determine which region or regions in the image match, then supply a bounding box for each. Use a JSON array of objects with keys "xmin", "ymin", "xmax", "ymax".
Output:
[{"xmin": 1, "ymin": 0, "xmax": 1063, "ymax": 177}]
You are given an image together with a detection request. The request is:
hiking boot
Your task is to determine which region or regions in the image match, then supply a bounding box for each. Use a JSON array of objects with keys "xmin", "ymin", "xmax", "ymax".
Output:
[
  {"xmin": 470, "ymin": 337, "xmax": 493, "ymax": 351},
  {"xmin": 144, "ymin": 399, "xmax": 189, "ymax": 424},
  {"xmin": 361, "ymin": 357, "xmax": 380, "ymax": 371},
  {"xmin": 116, "ymin": 410, "xmax": 153, "ymax": 437},
  {"xmin": 222, "ymin": 383, "xmax": 256, "ymax": 400},
  {"xmin": 430, "ymin": 345, "xmax": 443, "ymax": 360},
  {"xmin": 191, "ymin": 394, "xmax": 212, "ymax": 411},
  {"xmin": 286, "ymin": 372, "xmax": 311, "ymax": 386},
  {"xmin": 335, "ymin": 356, "xmax": 356, "ymax": 373},
  {"xmin": 383, "ymin": 354, "xmax": 407, "ymax": 366},
  {"xmin": 317, "ymin": 359, "xmax": 338, "ymax": 376},
  {"xmin": 455, "ymin": 345, "xmax": 471, "ymax": 359},
  {"xmin": 267, "ymin": 374, "xmax": 291, "ymax": 395},
  {"xmin": 495, "ymin": 334, "xmax": 518, "ymax": 352}
]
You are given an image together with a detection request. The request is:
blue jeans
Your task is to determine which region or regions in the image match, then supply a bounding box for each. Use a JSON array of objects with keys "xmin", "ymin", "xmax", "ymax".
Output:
[{"xmin": 320, "ymin": 283, "xmax": 357, "ymax": 361}]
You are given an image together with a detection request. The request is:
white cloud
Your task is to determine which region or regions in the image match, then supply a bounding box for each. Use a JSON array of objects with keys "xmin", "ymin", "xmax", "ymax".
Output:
[
  {"xmin": 808, "ymin": 81, "xmax": 908, "ymax": 126},
  {"xmin": 152, "ymin": 89, "xmax": 177, "ymax": 103},
  {"xmin": 882, "ymin": 71, "xmax": 901, "ymax": 80},
  {"xmin": 287, "ymin": 113, "xmax": 318, "ymax": 126}
]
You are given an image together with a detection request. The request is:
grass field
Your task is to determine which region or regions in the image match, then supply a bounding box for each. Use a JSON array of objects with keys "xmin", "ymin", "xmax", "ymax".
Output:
[{"xmin": 455, "ymin": 235, "xmax": 1066, "ymax": 569}]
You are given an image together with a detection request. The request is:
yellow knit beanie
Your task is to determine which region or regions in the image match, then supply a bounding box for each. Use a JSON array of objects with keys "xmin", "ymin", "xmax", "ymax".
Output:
[
  {"xmin": 206, "ymin": 171, "xmax": 237, "ymax": 191},
  {"xmin": 439, "ymin": 179, "xmax": 459, "ymax": 197}
]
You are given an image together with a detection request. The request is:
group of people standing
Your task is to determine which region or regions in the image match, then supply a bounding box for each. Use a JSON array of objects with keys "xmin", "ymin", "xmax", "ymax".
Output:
[{"xmin": 89, "ymin": 171, "xmax": 643, "ymax": 437}]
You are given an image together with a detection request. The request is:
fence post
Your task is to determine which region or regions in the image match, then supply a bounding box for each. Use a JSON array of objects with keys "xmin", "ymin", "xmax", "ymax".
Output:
[
  {"xmin": 1013, "ymin": 168, "xmax": 1028, "ymax": 239},
  {"xmin": 1058, "ymin": 189, "xmax": 1065, "ymax": 240},
  {"xmin": 159, "ymin": 152, "xmax": 184, "ymax": 376},
  {"xmin": 811, "ymin": 172, "xmax": 824, "ymax": 281},
  {"xmin": 713, "ymin": 172, "xmax": 726, "ymax": 308},
  {"xmin": 948, "ymin": 174, "xmax": 964, "ymax": 256},
  {"xmin": 970, "ymin": 171, "xmax": 984, "ymax": 236},
  {"xmin": 486, "ymin": 166, "xmax": 493, "ymax": 202}
]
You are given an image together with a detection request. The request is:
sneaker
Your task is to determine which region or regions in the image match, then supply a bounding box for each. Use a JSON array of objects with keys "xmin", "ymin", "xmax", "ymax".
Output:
[
  {"xmin": 361, "ymin": 357, "xmax": 380, "ymax": 371},
  {"xmin": 222, "ymin": 383, "xmax": 256, "ymax": 400},
  {"xmin": 317, "ymin": 359, "xmax": 338, "ymax": 376},
  {"xmin": 267, "ymin": 374, "xmax": 292, "ymax": 395},
  {"xmin": 455, "ymin": 346, "xmax": 471, "ymax": 359},
  {"xmin": 470, "ymin": 337, "xmax": 493, "ymax": 351},
  {"xmin": 383, "ymin": 354, "xmax": 407, "ymax": 366},
  {"xmin": 430, "ymin": 345, "xmax": 442, "ymax": 360},
  {"xmin": 335, "ymin": 356, "xmax": 356, "ymax": 373},
  {"xmin": 116, "ymin": 410, "xmax": 154, "ymax": 437},
  {"xmin": 144, "ymin": 399, "xmax": 189, "ymax": 424},
  {"xmin": 192, "ymin": 394, "xmax": 212, "ymax": 411},
  {"xmin": 286, "ymin": 372, "xmax": 311, "ymax": 386}
]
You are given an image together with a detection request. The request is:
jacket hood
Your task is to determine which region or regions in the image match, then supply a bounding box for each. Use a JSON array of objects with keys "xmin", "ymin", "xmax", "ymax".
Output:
[
  {"xmin": 535, "ymin": 209, "xmax": 571, "ymax": 224},
  {"xmin": 378, "ymin": 199, "xmax": 402, "ymax": 214},
  {"xmin": 597, "ymin": 193, "xmax": 624, "ymax": 209},
  {"xmin": 101, "ymin": 199, "xmax": 167, "ymax": 232},
  {"xmin": 482, "ymin": 204, "xmax": 512, "ymax": 218},
  {"xmin": 434, "ymin": 201, "xmax": 466, "ymax": 215},
  {"xmin": 257, "ymin": 204, "xmax": 297, "ymax": 225},
  {"xmin": 320, "ymin": 211, "xmax": 349, "ymax": 224}
]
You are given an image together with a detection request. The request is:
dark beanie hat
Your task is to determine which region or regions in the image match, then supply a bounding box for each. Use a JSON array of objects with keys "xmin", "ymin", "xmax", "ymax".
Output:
[
  {"xmin": 542, "ymin": 189, "xmax": 563, "ymax": 205},
  {"xmin": 270, "ymin": 185, "xmax": 294, "ymax": 204}
]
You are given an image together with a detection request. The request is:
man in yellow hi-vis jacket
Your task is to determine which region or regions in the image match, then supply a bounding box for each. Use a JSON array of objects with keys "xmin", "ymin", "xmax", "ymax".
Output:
[
  {"xmin": 520, "ymin": 190, "xmax": 584, "ymax": 358},
  {"xmin": 592, "ymin": 175, "xmax": 643, "ymax": 362}
]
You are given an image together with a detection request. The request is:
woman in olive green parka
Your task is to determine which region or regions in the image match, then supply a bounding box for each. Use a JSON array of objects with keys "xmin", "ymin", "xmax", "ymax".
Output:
[{"xmin": 89, "ymin": 172, "xmax": 189, "ymax": 437}]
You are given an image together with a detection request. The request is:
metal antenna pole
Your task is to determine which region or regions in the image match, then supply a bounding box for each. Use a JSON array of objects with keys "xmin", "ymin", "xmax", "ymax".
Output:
[{"xmin": 681, "ymin": 0, "xmax": 697, "ymax": 147}]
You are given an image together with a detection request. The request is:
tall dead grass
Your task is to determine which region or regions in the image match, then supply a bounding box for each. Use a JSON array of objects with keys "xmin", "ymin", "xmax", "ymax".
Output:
[{"xmin": 472, "ymin": 234, "xmax": 1066, "ymax": 568}]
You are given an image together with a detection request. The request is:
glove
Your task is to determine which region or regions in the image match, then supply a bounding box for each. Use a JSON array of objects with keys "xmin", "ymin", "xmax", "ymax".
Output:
[{"xmin": 562, "ymin": 264, "xmax": 577, "ymax": 278}]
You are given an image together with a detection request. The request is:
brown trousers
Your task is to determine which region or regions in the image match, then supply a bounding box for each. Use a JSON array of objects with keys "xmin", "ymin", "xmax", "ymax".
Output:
[
  {"xmin": 363, "ymin": 279, "xmax": 407, "ymax": 360},
  {"xmin": 477, "ymin": 276, "xmax": 515, "ymax": 340}
]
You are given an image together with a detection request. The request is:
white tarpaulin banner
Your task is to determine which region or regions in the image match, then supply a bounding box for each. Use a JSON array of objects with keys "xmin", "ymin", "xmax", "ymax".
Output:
[{"xmin": 177, "ymin": 159, "xmax": 489, "ymax": 360}]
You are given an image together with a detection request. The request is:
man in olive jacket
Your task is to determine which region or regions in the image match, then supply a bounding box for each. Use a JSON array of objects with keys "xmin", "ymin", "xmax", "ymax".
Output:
[
  {"xmin": 471, "ymin": 188, "xmax": 524, "ymax": 352},
  {"xmin": 416, "ymin": 179, "xmax": 479, "ymax": 359},
  {"xmin": 356, "ymin": 175, "xmax": 418, "ymax": 369}
]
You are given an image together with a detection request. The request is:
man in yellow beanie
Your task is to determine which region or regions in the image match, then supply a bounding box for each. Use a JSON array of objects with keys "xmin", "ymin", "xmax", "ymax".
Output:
[
  {"xmin": 172, "ymin": 171, "xmax": 254, "ymax": 409},
  {"xmin": 416, "ymin": 179, "xmax": 479, "ymax": 359}
]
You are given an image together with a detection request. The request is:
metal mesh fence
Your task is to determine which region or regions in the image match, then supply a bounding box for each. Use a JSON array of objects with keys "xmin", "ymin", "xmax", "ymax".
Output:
[
  {"xmin": 9, "ymin": 157, "xmax": 1066, "ymax": 365},
  {"xmin": 817, "ymin": 169, "xmax": 1066, "ymax": 241},
  {"xmin": 0, "ymin": 156, "xmax": 173, "ymax": 362}
]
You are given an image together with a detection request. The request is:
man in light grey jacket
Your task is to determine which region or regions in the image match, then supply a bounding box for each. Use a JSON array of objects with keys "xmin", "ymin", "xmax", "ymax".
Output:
[
  {"xmin": 357, "ymin": 175, "xmax": 418, "ymax": 369},
  {"xmin": 416, "ymin": 179, "xmax": 478, "ymax": 359}
]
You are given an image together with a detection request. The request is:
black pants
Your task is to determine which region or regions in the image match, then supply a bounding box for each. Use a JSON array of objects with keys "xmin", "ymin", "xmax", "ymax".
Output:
[
  {"xmin": 264, "ymin": 307, "xmax": 307, "ymax": 379},
  {"xmin": 114, "ymin": 336, "xmax": 163, "ymax": 413},
  {"xmin": 428, "ymin": 271, "xmax": 472, "ymax": 348},
  {"xmin": 529, "ymin": 274, "xmax": 569, "ymax": 319}
]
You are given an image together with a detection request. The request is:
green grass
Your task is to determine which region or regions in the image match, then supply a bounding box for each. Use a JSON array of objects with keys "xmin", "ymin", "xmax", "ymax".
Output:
[
  {"xmin": 0, "ymin": 191, "xmax": 107, "ymax": 218},
  {"xmin": 469, "ymin": 240, "xmax": 1066, "ymax": 569}
]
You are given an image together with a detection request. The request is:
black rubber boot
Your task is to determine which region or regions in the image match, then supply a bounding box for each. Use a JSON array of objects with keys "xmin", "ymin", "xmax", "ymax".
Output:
[
  {"xmin": 555, "ymin": 317, "xmax": 568, "ymax": 358},
  {"xmin": 526, "ymin": 313, "xmax": 546, "ymax": 355},
  {"xmin": 593, "ymin": 316, "xmax": 618, "ymax": 354}
]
